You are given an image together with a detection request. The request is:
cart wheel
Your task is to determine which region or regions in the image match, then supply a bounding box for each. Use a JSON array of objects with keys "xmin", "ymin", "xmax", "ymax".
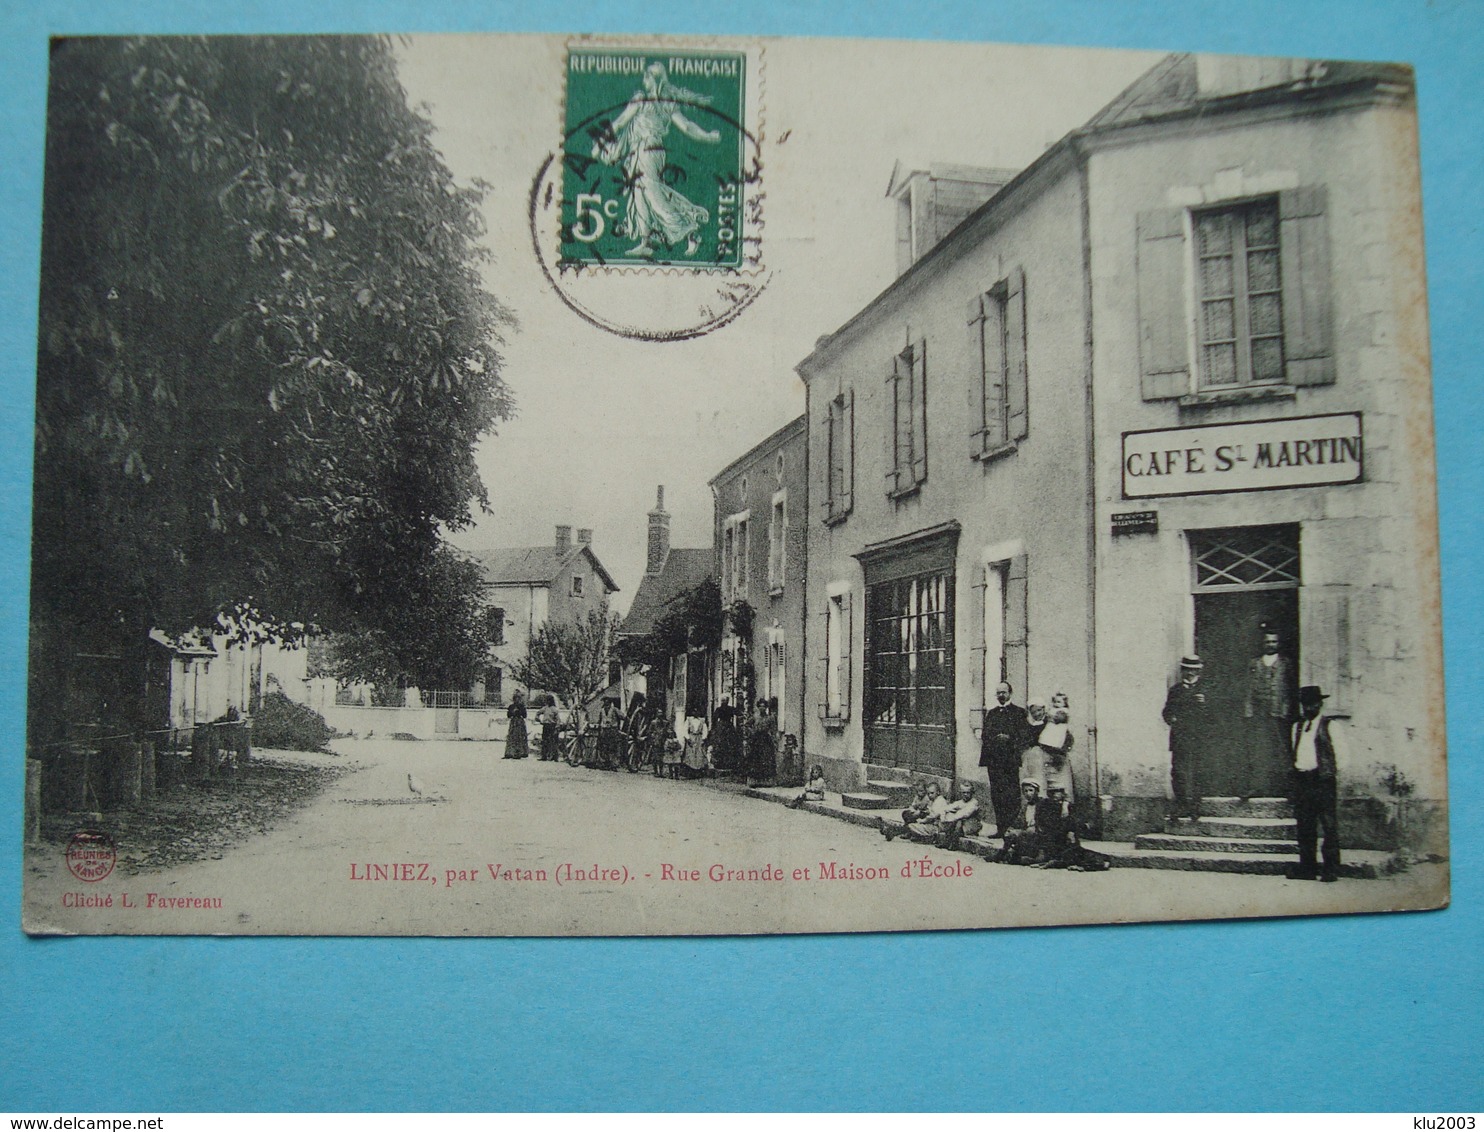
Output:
[
  {"xmin": 564, "ymin": 731, "xmax": 584, "ymax": 766},
  {"xmin": 626, "ymin": 718, "xmax": 651, "ymax": 772}
]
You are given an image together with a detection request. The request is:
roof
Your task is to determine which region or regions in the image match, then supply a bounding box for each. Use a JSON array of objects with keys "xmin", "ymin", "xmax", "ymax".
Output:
[
  {"xmin": 475, "ymin": 544, "xmax": 619, "ymax": 593},
  {"xmin": 618, "ymin": 548, "xmax": 715, "ymax": 637},
  {"xmin": 1084, "ymin": 53, "xmax": 1412, "ymax": 132},
  {"xmin": 707, "ymin": 414, "xmax": 807, "ymax": 487}
]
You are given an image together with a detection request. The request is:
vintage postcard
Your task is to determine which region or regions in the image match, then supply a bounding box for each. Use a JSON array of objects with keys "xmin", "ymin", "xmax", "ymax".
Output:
[{"xmin": 21, "ymin": 34, "xmax": 1447, "ymax": 936}]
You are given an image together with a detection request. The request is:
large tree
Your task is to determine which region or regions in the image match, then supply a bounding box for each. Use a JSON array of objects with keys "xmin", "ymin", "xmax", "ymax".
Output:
[
  {"xmin": 31, "ymin": 36, "xmax": 512, "ymax": 737},
  {"xmin": 510, "ymin": 610, "xmax": 621, "ymax": 713},
  {"xmin": 317, "ymin": 544, "xmax": 493, "ymax": 694}
]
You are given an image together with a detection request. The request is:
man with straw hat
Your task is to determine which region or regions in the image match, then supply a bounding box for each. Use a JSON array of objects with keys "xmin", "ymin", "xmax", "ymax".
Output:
[{"xmin": 1162, "ymin": 656, "xmax": 1211, "ymax": 824}]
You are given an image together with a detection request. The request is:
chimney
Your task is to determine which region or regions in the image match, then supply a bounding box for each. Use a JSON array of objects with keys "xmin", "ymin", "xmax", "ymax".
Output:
[
  {"xmin": 646, "ymin": 485, "xmax": 671, "ymax": 576},
  {"xmin": 555, "ymin": 525, "xmax": 572, "ymax": 554},
  {"xmin": 577, "ymin": 528, "xmax": 593, "ymax": 546}
]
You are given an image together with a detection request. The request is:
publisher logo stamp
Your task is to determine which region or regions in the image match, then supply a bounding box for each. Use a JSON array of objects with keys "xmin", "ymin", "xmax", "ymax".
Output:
[{"xmin": 66, "ymin": 828, "xmax": 117, "ymax": 883}]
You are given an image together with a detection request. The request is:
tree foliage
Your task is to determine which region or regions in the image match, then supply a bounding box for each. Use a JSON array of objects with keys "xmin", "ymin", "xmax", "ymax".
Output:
[
  {"xmin": 31, "ymin": 36, "xmax": 511, "ymax": 731},
  {"xmin": 510, "ymin": 610, "xmax": 620, "ymax": 712},
  {"xmin": 613, "ymin": 577, "xmax": 724, "ymax": 670},
  {"xmin": 317, "ymin": 544, "xmax": 492, "ymax": 691}
]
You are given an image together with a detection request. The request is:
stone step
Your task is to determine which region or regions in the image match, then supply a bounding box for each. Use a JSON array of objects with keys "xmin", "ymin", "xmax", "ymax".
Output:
[
  {"xmin": 862, "ymin": 764, "xmax": 915, "ymax": 785},
  {"xmin": 1085, "ymin": 841, "xmax": 1389, "ymax": 879},
  {"xmin": 1167, "ymin": 816, "xmax": 1298, "ymax": 840},
  {"xmin": 840, "ymin": 791, "xmax": 893, "ymax": 810},
  {"xmin": 1198, "ymin": 796, "xmax": 1294, "ymax": 818},
  {"xmin": 864, "ymin": 779, "xmax": 916, "ymax": 804},
  {"xmin": 1136, "ymin": 832, "xmax": 1298, "ymax": 855}
]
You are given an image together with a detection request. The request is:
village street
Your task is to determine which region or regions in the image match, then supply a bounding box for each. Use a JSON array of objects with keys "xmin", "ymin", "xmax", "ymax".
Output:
[{"xmin": 23, "ymin": 735, "xmax": 1435, "ymax": 937}]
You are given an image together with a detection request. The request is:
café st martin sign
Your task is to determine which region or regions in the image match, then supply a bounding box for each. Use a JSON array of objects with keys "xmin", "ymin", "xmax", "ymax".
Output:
[{"xmin": 1121, "ymin": 412, "xmax": 1363, "ymax": 499}]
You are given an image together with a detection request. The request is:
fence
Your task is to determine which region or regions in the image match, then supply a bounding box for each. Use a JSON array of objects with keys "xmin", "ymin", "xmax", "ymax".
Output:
[{"xmin": 26, "ymin": 718, "xmax": 252, "ymax": 823}]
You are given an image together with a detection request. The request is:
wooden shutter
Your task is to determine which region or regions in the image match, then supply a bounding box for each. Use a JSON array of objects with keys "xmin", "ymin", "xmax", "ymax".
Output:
[
  {"xmin": 823, "ymin": 400, "xmax": 838, "ymax": 517},
  {"xmin": 966, "ymin": 293, "xmax": 988, "ymax": 456},
  {"xmin": 911, "ymin": 339, "xmax": 928, "ymax": 485},
  {"xmin": 884, "ymin": 354, "xmax": 903, "ymax": 496},
  {"xmin": 969, "ymin": 569, "xmax": 989, "ymax": 715},
  {"xmin": 1006, "ymin": 267, "xmax": 1028, "ymax": 441},
  {"xmin": 842, "ymin": 388, "xmax": 855, "ymax": 514},
  {"xmin": 1279, "ymin": 186, "xmax": 1335, "ymax": 387},
  {"xmin": 1003, "ymin": 553, "xmax": 1029, "ymax": 700},
  {"xmin": 1300, "ymin": 583, "xmax": 1351, "ymax": 713},
  {"xmin": 1137, "ymin": 208, "xmax": 1192, "ymax": 400},
  {"xmin": 839, "ymin": 592, "xmax": 853, "ymax": 719}
]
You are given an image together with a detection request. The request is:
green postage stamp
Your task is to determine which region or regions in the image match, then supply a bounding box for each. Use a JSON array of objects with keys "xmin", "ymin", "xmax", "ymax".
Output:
[{"xmin": 561, "ymin": 47, "xmax": 752, "ymax": 270}]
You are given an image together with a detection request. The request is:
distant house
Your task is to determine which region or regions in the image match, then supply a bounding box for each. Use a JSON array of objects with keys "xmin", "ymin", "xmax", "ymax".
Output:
[
  {"xmin": 617, "ymin": 486, "xmax": 716, "ymax": 723},
  {"xmin": 472, "ymin": 525, "xmax": 619, "ymax": 706},
  {"xmin": 146, "ymin": 628, "xmax": 309, "ymax": 733},
  {"xmin": 709, "ymin": 415, "xmax": 808, "ymax": 752}
]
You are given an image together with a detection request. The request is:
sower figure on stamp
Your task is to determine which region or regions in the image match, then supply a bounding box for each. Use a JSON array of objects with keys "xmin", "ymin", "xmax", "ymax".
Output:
[
  {"xmin": 1163, "ymin": 656, "xmax": 1211, "ymax": 823},
  {"xmin": 1287, "ymin": 685, "xmax": 1345, "ymax": 882},
  {"xmin": 1245, "ymin": 625, "xmax": 1296, "ymax": 797},
  {"xmin": 979, "ymin": 682, "xmax": 1031, "ymax": 838},
  {"xmin": 592, "ymin": 62, "xmax": 720, "ymax": 258}
]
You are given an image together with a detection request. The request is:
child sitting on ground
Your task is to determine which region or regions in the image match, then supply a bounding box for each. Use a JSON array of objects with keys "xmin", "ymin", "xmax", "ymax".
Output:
[{"xmin": 788, "ymin": 765, "xmax": 827, "ymax": 808}]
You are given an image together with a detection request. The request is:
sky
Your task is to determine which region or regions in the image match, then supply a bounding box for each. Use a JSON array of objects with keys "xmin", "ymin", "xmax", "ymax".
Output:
[{"xmin": 395, "ymin": 35, "xmax": 1161, "ymax": 611}]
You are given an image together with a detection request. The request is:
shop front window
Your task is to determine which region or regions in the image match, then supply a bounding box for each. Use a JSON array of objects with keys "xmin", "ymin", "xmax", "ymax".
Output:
[{"xmin": 865, "ymin": 570, "xmax": 954, "ymax": 774}]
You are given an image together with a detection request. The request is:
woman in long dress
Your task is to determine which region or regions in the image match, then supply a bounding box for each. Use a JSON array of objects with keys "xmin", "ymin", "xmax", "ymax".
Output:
[
  {"xmin": 504, "ymin": 692, "xmax": 528, "ymax": 760},
  {"xmin": 592, "ymin": 62, "xmax": 721, "ymax": 258}
]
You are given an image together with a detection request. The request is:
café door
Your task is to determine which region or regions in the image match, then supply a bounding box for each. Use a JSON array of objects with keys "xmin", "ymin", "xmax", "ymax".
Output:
[{"xmin": 1190, "ymin": 526, "xmax": 1301, "ymax": 797}]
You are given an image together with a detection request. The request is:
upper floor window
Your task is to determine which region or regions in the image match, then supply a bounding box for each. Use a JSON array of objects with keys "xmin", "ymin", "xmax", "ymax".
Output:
[
  {"xmin": 570, "ymin": 575, "xmax": 584, "ymax": 598},
  {"xmin": 723, "ymin": 512, "xmax": 750, "ymax": 600},
  {"xmin": 886, "ymin": 339, "xmax": 927, "ymax": 496},
  {"xmin": 1194, "ymin": 199, "xmax": 1283, "ymax": 388},
  {"xmin": 967, "ymin": 268, "xmax": 1027, "ymax": 458},
  {"xmin": 486, "ymin": 606, "xmax": 506, "ymax": 646},
  {"xmin": 824, "ymin": 390, "xmax": 854, "ymax": 523},
  {"xmin": 768, "ymin": 491, "xmax": 787, "ymax": 594},
  {"xmin": 1137, "ymin": 187, "xmax": 1334, "ymax": 401}
]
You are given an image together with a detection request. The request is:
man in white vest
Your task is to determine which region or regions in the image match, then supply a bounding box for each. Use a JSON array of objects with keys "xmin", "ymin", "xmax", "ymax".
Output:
[{"xmin": 1287, "ymin": 685, "xmax": 1345, "ymax": 882}]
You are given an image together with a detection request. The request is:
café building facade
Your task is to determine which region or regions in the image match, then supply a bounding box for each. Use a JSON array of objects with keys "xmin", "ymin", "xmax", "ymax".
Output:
[{"xmin": 797, "ymin": 54, "xmax": 1444, "ymax": 852}]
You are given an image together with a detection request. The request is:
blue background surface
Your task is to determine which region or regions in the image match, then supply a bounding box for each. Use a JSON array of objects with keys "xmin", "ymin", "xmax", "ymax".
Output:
[{"xmin": 1, "ymin": 0, "xmax": 1480, "ymax": 1113}]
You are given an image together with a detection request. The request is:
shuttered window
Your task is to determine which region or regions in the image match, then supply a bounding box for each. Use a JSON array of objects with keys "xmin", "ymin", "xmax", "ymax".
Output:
[
  {"xmin": 969, "ymin": 555, "xmax": 1029, "ymax": 723},
  {"xmin": 1195, "ymin": 198, "xmax": 1284, "ymax": 388},
  {"xmin": 825, "ymin": 390, "xmax": 854, "ymax": 522},
  {"xmin": 885, "ymin": 341, "xmax": 928, "ymax": 496},
  {"xmin": 967, "ymin": 268, "xmax": 1027, "ymax": 458},
  {"xmin": 1137, "ymin": 188, "xmax": 1333, "ymax": 399},
  {"xmin": 821, "ymin": 591, "xmax": 852, "ymax": 725}
]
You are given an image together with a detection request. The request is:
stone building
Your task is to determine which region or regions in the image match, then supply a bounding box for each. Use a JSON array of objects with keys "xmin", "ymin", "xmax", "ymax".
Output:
[
  {"xmin": 617, "ymin": 486, "xmax": 716, "ymax": 723},
  {"xmin": 795, "ymin": 54, "xmax": 1443, "ymax": 857},
  {"xmin": 709, "ymin": 415, "xmax": 808, "ymax": 772},
  {"xmin": 473, "ymin": 525, "xmax": 619, "ymax": 706}
]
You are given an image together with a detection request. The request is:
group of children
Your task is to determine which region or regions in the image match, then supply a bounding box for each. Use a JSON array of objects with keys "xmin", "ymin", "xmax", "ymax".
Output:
[{"xmin": 786, "ymin": 689, "xmax": 1110, "ymax": 870}]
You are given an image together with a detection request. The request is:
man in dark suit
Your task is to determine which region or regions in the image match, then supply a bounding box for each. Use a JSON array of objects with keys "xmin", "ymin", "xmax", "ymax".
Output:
[
  {"xmin": 1162, "ymin": 656, "xmax": 1211, "ymax": 823},
  {"xmin": 1287, "ymin": 685, "xmax": 1345, "ymax": 882},
  {"xmin": 979, "ymin": 682, "xmax": 1031, "ymax": 838},
  {"xmin": 1245, "ymin": 627, "xmax": 1296, "ymax": 795}
]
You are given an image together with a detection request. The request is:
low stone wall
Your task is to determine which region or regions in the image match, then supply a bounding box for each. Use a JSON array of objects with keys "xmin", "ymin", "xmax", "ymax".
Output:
[{"xmin": 321, "ymin": 704, "xmax": 504, "ymax": 742}]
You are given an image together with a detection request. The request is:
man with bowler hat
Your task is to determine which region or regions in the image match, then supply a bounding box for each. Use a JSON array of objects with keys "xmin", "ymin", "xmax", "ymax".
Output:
[
  {"xmin": 1162, "ymin": 656, "xmax": 1211, "ymax": 823},
  {"xmin": 1287, "ymin": 685, "xmax": 1345, "ymax": 882},
  {"xmin": 979, "ymin": 682, "xmax": 1032, "ymax": 838}
]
